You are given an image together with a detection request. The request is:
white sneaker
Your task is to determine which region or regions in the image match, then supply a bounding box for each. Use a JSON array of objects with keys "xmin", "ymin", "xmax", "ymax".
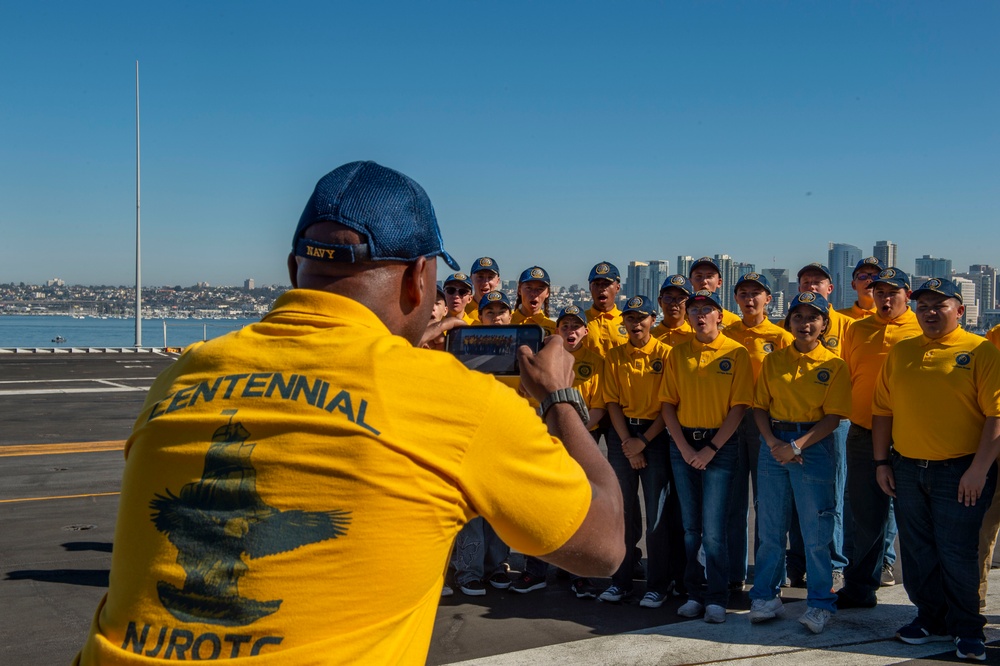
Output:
[
  {"xmin": 441, "ymin": 584, "xmax": 454, "ymax": 597},
  {"xmin": 799, "ymin": 607, "xmax": 832, "ymax": 634},
  {"xmin": 749, "ymin": 597, "xmax": 784, "ymax": 623},
  {"xmin": 677, "ymin": 599, "xmax": 704, "ymax": 618},
  {"xmin": 704, "ymin": 604, "xmax": 726, "ymax": 623}
]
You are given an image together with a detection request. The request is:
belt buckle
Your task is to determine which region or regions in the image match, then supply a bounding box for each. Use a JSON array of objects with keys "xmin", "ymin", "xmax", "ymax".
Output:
[
  {"xmin": 916, "ymin": 459, "xmax": 929, "ymax": 468},
  {"xmin": 628, "ymin": 417, "xmax": 642, "ymax": 426},
  {"xmin": 691, "ymin": 430, "xmax": 705, "ymax": 441}
]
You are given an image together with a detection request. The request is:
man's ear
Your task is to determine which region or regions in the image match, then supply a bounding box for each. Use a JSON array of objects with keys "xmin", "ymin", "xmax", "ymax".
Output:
[
  {"xmin": 287, "ymin": 253, "xmax": 299, "ymax": 288},
  {"xmin": 402, "ymin": 256, "xmax": 429, "ymax": 309}
]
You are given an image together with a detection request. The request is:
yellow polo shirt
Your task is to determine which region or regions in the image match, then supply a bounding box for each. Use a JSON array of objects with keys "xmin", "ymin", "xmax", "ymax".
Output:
[
  {"xmin": 987, "ymin": 324, "xmax": 1000, "ymax": 350},
  {"xmin": 603, "ymin": 336, "xmax": 671, "ymax": 420},
  {"xmin": 571, "ymin": 345, "xmax": 606, "ymax": 414},
  {"xmin": 464, "ymin": 300, "xmax": 481, "ymax": 324},
  {"xmin": 874, "ymin": 327, "xmax": 1000, "ymax": 460},
  {"xmin": 720, "ymin": 308, "xmax": 742, "ymax": 330},
  {"xmin": 659, "ymin": 334, "xmax": 754, "ymax": 429},
  {"xmin": 652, "ymin": 320, "xmax": 695, "ymax": 348},
  {"xmin": 783, "ymin": 306, "xmax": 853, "ymax": 357},
  {"xmin": 584, "ymin": 305, "xmax": 628, "ymax": 355},
  {"xmin": 754, "ymin": 343, "xmax": 852, "ymax": 423},
  {"xmin": 512, "ymin": 309, "xmax": 557, "ymax": 336},
  {"xmin": 838, "ymin": 302, "xmax": 876, "ymax": 320},
  {"xmin": 841, "ymin": 308, "xmax": 922, "ymax": 429},
  {"xmin": 723, "ymin": 318, "xmax": 794, "ymax": 381},
  {"xmin": 76, "ymin": 290, "xmax": 591, "ymax": 666}
]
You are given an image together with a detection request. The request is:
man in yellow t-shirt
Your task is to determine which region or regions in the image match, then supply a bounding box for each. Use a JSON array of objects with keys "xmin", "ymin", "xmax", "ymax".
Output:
[
  {"xmin": 873, "ymin": 278, "xmax": 1000, "ymax": 659},
  {"xmin": 75, "ymin": 161, "xmax": 625, "ymax": 666},
  {"xmin": 464, "ymin": 256, "xmax": 501, "ymax": 324},
  {"xmin": 837, "ymin": 256, "xmax": 884, "ymax": 320},
  {"xmin": 652, "ymin": 275, "xmax": 696, "ymax": 347},
  {"xmin": 688, "ymin": 257, "xmax": 741, "ymax": 329},
  {"xmin": 584, "ymin": 261, "xmax": 628, "ymax": 355}
]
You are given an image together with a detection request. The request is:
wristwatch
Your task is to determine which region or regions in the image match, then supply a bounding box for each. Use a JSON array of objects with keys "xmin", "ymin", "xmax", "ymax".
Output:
[
  {"xmin": 540, "ymin": 388, "xmax": 589, "ymax": 424},
  {"xmin": 789, "ymin": 439, "xmax": 803, "ymax": 456}
]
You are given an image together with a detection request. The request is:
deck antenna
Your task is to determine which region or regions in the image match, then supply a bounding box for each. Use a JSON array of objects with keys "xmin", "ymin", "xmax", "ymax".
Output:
[{"xmin": 134, "ymin": 61, "xmax": 142, "ymax": 346}]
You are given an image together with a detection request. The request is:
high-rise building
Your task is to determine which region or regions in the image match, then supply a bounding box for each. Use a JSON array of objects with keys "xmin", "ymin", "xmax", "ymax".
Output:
[
  {"xmin": 244, "ymin": 278, "xmax": 255, "ymax": 290},
  {"xmin": 761, "ymin": 268, "xmax": 791, "ymax": 317},
  {"xmin": 873, "ymin": 241, "xmax": 897, "ymax": 269},
  {"xmin": 627, "ymin": 260, "xmax": 670, "ymax": 299},
  {"xmin": 953, "ymin": 277, "xmax": 979, "ymax": 328},
  {"xmin": 676, "ymin": 255, "xmax": 695, "ymax": 278},
  {"xmin": 714, "ymin": 254, "xmax": 740, "ymax": 312},
  {"xmin": 914, "ymin": 255, "xmax": 952, "ymax": 279},
  {"xmin": 647, "ymin": 260, "xmax": 670, "ymax": 297},
  {"xmin": 968, "ymin": 265, "xmax": 998, "ymax": 311},
  {"xmin": 828, "ymin": 243, "xmax": 862, "ymax": 310}
]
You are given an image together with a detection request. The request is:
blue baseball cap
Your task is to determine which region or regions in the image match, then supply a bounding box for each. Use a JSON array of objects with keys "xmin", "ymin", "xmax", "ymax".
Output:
[
  {"xmin": 518, "ymin": 266, "xmax": 551, "ymax": 285},
  {"xmin": 870, "ymin": 267, "xmax": 910, "ymax": 291},
  {"xmin": 853, "ymin": 256, "xmax": 885, "ymax": 277},
  {"xmin": 686, "ymin": 290, "xmax": 724, "ymax": 311},
  {"xmin": 689, "ymin": 256, "xmax": 721, "ymax": 276},
  {"xmin": 293, "ymin": 161, "xmax": 460, "ymax": 270},
  {"xmin": 911, "ymin": 277, "xmax": 963, "ymax": 303},
  {"xmin": 478, "ymin": 290, "xmax": 513, "ymax": 312},
  {"xmin": 443, "ymin": 272, "xmax": 473, "ymax": 289},
  {"xmin": 588, "ymin": 261, "xmax": 621, "ymax": 283},
  {"xmin": 734, "ymin": 272, "xmax": 772, "ymax": 295},
  {"xmin": 470, "ymin": 257, "xmax": 500, "ymax": 276},
  {"xmin": 622, "ymin": 295, "xmax": 657, "ymax": 318},
  {"xmin": 788, "ymin": 291, "xmax": 830, "ymax": 315},
  {"xmin": 660, "ymin": 274, "xmax": 694, "ymax": 296},
  {"xmin": 556, "ymin": 305, "xmax": 588, "ymax": 326},
  {"xmin": 797, "ymin": 263, "xmax": 833, "ymax": 282}
]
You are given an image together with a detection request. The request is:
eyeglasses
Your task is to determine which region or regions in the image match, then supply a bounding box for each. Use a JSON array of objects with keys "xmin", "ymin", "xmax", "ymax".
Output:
[
  {"xmin": 854, "ymin": 273, "xmax": 878, "ymax": 282},
  {"xmin": 687, "ymin": 305, "xmax": 718, "ymax": 316},
  {"xmin": 445, "ymin": 287, "xmax": 471, "ymax": 297},
  {"xmin": 659, "ymin": 295, "xmax": 687, "ymax": 304}
]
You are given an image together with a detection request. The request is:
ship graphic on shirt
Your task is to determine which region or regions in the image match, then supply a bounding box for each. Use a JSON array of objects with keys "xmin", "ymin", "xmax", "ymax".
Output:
[{"xmin": 149, "ymin": 410, "xmax": 351, "ymax": 626}]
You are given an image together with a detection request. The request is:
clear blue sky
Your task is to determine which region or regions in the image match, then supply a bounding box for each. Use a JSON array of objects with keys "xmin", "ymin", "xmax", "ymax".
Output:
[{"xmin": 2, "ymin": 1, "xmax": 997, "ymax": 288}]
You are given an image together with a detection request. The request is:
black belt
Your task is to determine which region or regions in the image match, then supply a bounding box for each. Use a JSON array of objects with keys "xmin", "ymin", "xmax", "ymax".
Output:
[
  {"xmin": 627, "ymin": 417, "xmax": 655, "ymax": 427},
  {"xmin": 849, "ymin": 423, "xmax": 872, "ymax": 436},
  {"xmin": 897, "ymin": 453, "xmax": 974, "ymax": 469},
  {"xmin": 771, "ymin": 420, "xmax": 817, "ymax": 433},
  {"xmin": 681, "ymin": 427, "xmax": 718, "ymax": 441}
]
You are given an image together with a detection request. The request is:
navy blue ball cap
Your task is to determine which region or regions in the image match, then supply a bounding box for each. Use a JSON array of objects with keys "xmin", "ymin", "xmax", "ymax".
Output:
[
  {"xmin": 293, "ymin": 161, "xmax": 460, "ymax": 270},
  {"xmin": 734, "ymin": 272, "xmax": 771, "ymax": 295},
  {"xmin": 686, "ymin": 290, "xmax": 723, "ymax": 310},
  {"xmin": 556, "ymin": 305, "xmax": 588, "ymax": 326},
  {"xmin": 518, "ymin": 266, "xmax": 551, "ymax": 285},
  {"xmin": 788, "ymin": 291, "xmax": 830, "ymax": 315},
  {"xmin": 689, "ymin": 256, "xmax": 721, "ymax": 276},
  {"xmin": 589, "ymin": 261, "xmax": 621, "ymax": 283},
  {"xmin": 911, "ymin": 277, "xmax": 963, "ymax": 303},
  {"xmin": 797, "ymin": 263, "xmax": 833, "ymax": 282},
  {"xmin": 443, "ymin": 272, "xmax": 473, "ymax": 289},
  {"xmin": 622, "ymin": 295, "xmax": 657, "ymax": 318},
  {"xmin": 870, "ymin": 267, "xmax": 910, "ymax": 291},
  {"xmin": 478, "ymin": 290, "xmax": 513, "ymax": 312},
  {"xmin": 470, "ymin": 257, "xmax": 500, "ymax": 276},
  {"xmin": 853, "ymin": 256, "xmax": 885, "ymax": 277},
  {"xmin": 660, "ymin": 274, "xmax": 694, "ymax": 296}
]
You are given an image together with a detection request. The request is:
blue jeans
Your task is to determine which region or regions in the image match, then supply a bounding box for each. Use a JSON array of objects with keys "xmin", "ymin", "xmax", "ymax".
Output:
[
  {"xmin": 606, "ymin": 425, "xmax": 681, "ymax": 593},
  {"xmin": 750, "ymin": 428, "xmax": 837, "ymax": 611},
  {"xmin": 787, "ymin": 418, "xmax": 849, "ymax": 574},
  {"xmin": 726, "ymin": 411, "xmax": 759, "ymax": 583},
  {"xmin": 452, "ymin": 517, "xmax": 510, "ymax": 585},
  {"xmin": 893, "ymin": 453, "xmax": 996, "ymax": 640},
  {"xmin": 670, "ymin": 430, "xmax": 738, "ymax": 607},
  {"xmin": 841, "ymin": 424, "xmax": 890, "ymax": 602}
]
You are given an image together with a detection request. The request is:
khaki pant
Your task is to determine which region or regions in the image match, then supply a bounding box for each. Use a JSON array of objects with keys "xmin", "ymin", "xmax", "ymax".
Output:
[{"xmin": 979, "ymin": 461, "xmax": 1000, "ymax": 605}]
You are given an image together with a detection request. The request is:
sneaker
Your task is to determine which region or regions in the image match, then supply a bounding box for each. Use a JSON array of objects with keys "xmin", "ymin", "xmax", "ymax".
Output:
[
  {"xmin": 704, "ymin": 604, "xmax": 726, "ymax": 623},
  {"xmin": 639, "ymin": 591, "xmax": 668, "ymax": 608},
  {"xmin": 459, "ymin": 579, "xmax": 486, "ymax": 596},
  {"xmin": 728, "ymin": 580, "xmax": 746, "ymax": 592},
  {"xmin": 835, "ymin": 588, "xmax": 877, "ymax": 609},
  {"xmin": 511, "ymin": 572, "xmax": 547, "ymax": 594},
  {"xmin": 895, "ymin": 619, "xmax": 951, "ymax": 645},
  {"xmin": 831, "ymin": 570, "xmax": 844, "ymax": 591},
  {"xmin": 799, "ymin": 607, "xmax": 832, "ymax": 634},
  {"xmin": 488, "ymin": 572, "xmax": 511, "ymax": 589},
  {"xmin": 787, "ymin": 566, "xmax": 806, "ymax": 588},
  {"xmin": 749, "ymin": 597, "xmax": 784, "ymax": 623},
  {"xmin": 955, "ymin": 637, "xmax": 987, "ymax": 661},
  {"xmin": 880, "ymin": 563, "xmax": 896, "ymax": 587},
  {"xmin": 570, "ymin": 578, "xmax": 598, "ymax": 599},
  {"xmin": 441, "ymin": 584, "xmax": 454, "ymax": 597},
  {"xmin": 598, "ymin": 584, "xmax": 630, "ymax": 602},
  {"xmin": 677, "ymin": 599, "xmax": 704, "ymax": 618}
]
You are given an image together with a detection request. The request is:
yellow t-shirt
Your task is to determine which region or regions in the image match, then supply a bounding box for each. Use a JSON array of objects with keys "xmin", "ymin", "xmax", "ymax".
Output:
[
  {"xmin": 723, "ymin": 318, "xmax": 794, "ymax": 382},
  {"xmin": 570, "ymin": 346, "xmax": 606, "ymax": 420},
  {"xmin": 987, "ymin": 324, "xmax": 1000, "ymax": 350},
  {"xmin": 602, "ymin": 336, "xmax": 671, "ymax": 421},
  {"xmin": 874, "ymin": 327, "xmax": 1000, "ymax": 460},
  {"xmin": 651, "ymin": 320, "xmax": 695, "ymax": 348},
  {"xmin": 753, "ymin": 343, "xmax": 852, "ymax": 423},
  {"xmin": 841, "ymin": 308, "xmax": 922, "ymax": 429},
  {"xmin": 782, "ymin": 306, "xmax": 853, "ymax": 357},
  {"xmin": 837, "ymin": 302, "xmax": 876, "ymax": 320},
  {"xmin": 511, "ymin": 309, "xmax": 557, "ymax": 336},
  {"xmin": 76, "ymin": 290, "xmax": 591, "ymax": 666},
  {"xmin": 583, "ymin": 305, "xmax": 627, "ymax": 355},
  {"xmin": 659, "ymin": 334, "xmax": 754, "ymax": 429}
]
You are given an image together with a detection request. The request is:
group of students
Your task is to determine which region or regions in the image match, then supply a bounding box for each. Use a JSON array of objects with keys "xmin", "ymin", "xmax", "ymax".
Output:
[{"xmin": 432, "ymin": 254, "xmax": 1000, "ymax": 661}]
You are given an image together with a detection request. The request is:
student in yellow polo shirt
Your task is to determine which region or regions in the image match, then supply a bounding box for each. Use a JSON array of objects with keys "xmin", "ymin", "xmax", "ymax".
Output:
[
  {"xmin": 837, "ymin": 257, "xmax": 884, "ymax": 320},
  {"xmin": 443, "ymin": 273, "xmax": 476, "ymax": 324},
  {"xmin": 660, "ymin": 290, "xmax": 754, "ymax": 623},
  {"xmin": 835, "ymin": 267, "xmax": 922, "ymax": 610},
  {"xmin": 748, "ymin": 292, "xmax": 851, "ymax": 635},
  {"xmin": 688, "ymin": 257, "xmax": 741, "ymax": 329},
  {"xmin": 584, "ymin": 261, "xmax": 628, "ymax": 354},
  {"xmin": 653, "ymin": 275, "xmax": 696, "ymax": 347},
  {"xmin": 464, "ymin": 257, "xmax": 502, "ymax": 324},
  {"xmin": 873, "ymin": 278, "xmax": 1000, "ymax": 660},
  {"xmin": 979, "ymin": 325, "xmax": 1000, "ymax": 610},
  {"xmin": 600, "ymin": 295, "xmax": 682, "ymax": 607},
  {"xmin": 512, "ymin": 266, "xmax": 557, "ymax": 335},
  {"xmin": 723, "ymin": 272, "xmax": 793, "ymax": 590}
]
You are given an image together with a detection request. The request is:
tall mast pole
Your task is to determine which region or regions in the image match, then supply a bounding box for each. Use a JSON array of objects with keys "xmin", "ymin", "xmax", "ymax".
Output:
[{"xmin": 135, "ymin": 61, "xmax": 142, "ymax": 346}]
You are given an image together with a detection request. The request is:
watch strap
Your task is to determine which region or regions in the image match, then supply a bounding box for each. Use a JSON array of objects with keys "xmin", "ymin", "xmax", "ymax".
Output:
[{"xmin": 539, "ymin": 388, "xmax": 589, "ymax": 423}]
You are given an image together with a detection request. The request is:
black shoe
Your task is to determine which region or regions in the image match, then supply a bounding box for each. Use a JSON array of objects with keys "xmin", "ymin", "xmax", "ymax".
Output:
[
  {"xmin": 488, "ymin": 572, "xmax": 511, "ymax": 589},
  {"xmin": 511, "ymin": 572, "xmax": 547, "ymax": 593},
  {"xmin": 880, "ymin": 563, "xmax": 896, "ymax": 587},
  {"xmin": 728, "ymin": 580, "xmax": 746, "ymax": 592},
  {"xmin": 632, "ymin": 559, "xmax": 646, "ymax": 580},
  {"xmin": 570, "ymin": 577, "xmax": 598, "ymax": 599},
  {"xmin": 787, "ymin": 566, "xmax": 806, "ymax": 588},
  {"xmin": 459, "ymin": 579, "xmax": 487, "ymax": 596},
  {"xmin": 836, "ymin": 588, "xmax": 877, "ymax": 609}
]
